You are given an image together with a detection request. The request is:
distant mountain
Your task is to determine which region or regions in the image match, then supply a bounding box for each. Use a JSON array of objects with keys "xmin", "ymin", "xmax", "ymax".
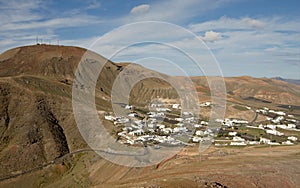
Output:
[
  {"xmin": 192, "ymin": 75, "xmax": 300, "ymax": 106},
  {"xmin": 272, "ymin": 77, "xmax": 300, "ymax": 86}
]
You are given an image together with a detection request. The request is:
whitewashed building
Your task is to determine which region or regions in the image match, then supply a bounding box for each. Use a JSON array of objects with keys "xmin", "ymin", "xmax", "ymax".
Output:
[{"xmin": 288, "ymin": 136, "xmax": 298, "ymax": 142}]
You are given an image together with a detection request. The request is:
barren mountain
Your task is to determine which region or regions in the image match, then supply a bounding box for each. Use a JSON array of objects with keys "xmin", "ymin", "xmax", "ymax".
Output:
[{"xmin": 192, "ymin": 76, "xmax": 300, "ymax": 105}]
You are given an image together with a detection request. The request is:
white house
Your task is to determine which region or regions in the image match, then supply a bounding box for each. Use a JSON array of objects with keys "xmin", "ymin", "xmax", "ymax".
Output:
[
  {"xmin": 161, "ymin": 128, "xmax": 172, "ymax": 134},
  {"xmin": 173, "ymin": 127, "xmax": 188, "ymax": 133},
  {"xmin": 215, "ymin": 143, "xmax": 228, "ymax": 146},
  {"xmin": 185, "ymin": 117, "xmax": 195, "ymax": 122},
  {"xmin": 183, "ymin": 111, "xmax": 193, "ymax": 116},
  {"xmin": 128, "ymin": 113, "xmax": 138, "ymax": 117},
  {"xmin": 233, "ymin": 136, "xmax": 245, "ymax": 142},
  {"xmin": 114, "ymin": 117, "xmax": 130, "ymax": 124},
  {"xmin": 266, "ymin": 129, "xmax": 284, "ymax": 136},
  {"xmin": 200, "ymin": 121, "xmax": 209, "ymax": 125},
  {"xmin": 272, "ymin": 116, "xmax": 284, "ymax": 123},
  {"xmin": 223, "ymin": 119, "xmax": 233, "ymax": 127},
  {"xmin": 176, "ymin": 123, "xmax": 184, "ymax": 127},
  {"xmin": 122, "ymin": 127, "xmax": 133, "ymax": 131},
  {"xmin": 228, "ymin": 132, "xmax": 237, "ymax": 136},
  {"xmin": 260, "ymin": 137, "xmax": 271, "ymax": 144},
  {"xmin": 276, "ymin": 111, "xmax": 286, "ymax": 116},
  {"xmin": 104, "ymin": 115, "xmax": 115, "ymax": 121},
  {"xmin": 156, "ymin": 108, "xmax": 171, "ymax": 112},
  {"xmin": 269, "ymin": 110, "xmax": 286, "ymax": 116},
  {"xmin": 175, "ymin": 118, "xmax": 184, "ymax": 122},
  {"xmin": 147, "ymin": 123, "xmax": 156, "ymax": 129},
  {"xmin": 276, "ymin": 124, "xmax": 287, "ymax": 129},
  {"xmin": 125, "ymin": 105, "xmax": 133, "ymax": 109},
  {"xmin": 230, "ymin": 142, "xmax": 246, "ymax": 146},
  {"xmin": 195, "ymin": 130, "xmax": 204, "ymax": 136},
  {"xmin": 256, "ymin": 109, "xmax": 267, "ymax": 114},
  {"xmin": 148, "ymin": 112, "xmax": 165, "ymax": 118},
  {"xmin": 192, "ymin": 136, "xmax": 202, "ymax": 143},
  {"xmin": 172, "ymin": 104, "xmax": 180, "ymax": 109},
  {"xmin": 231, "ymin": 119, "xmax": 249, "ymax": 124},
  {"xmin": 128, "ymin": 129, "xmax": 144, "ymax": 136},
  {"xmin": 287, "ymin": 119, "xmax": 297, "ymax": 123},
  {"xmin": 248, "ymin": 141, "xmax": 260, "ymax": 145},
  {"xmin": 282, "ymin": 140, "xmax": 294, "ymax": 145},
  {"xmin": 268, "ymin": 142, "xmax": 280, "ymax": 145},
  {"xmin": 287, "ymin": 136, "xmax": 298, "ymax": 142},
  {"xmin": 117, "ymin": 131, "xmax": 127, "ymax": 136},
  {"xmin": 287, "ymin": 124, "xmax": 296, "ymax": 129},
  {"xmin": 194, "ymin": 124, "xmax": 202, "ymax": 128},
  {"xmin": 266, "ymin": 124, "xmax": 277, "ymax": 130},
  {"xmin": 126, "ymin": 139, "xmax": 135, "ymax": 145}
]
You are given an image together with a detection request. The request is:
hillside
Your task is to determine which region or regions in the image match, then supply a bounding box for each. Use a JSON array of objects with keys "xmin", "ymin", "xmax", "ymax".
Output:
[
  {"xmin": 0, "ymin": 44, "xmax": 180, "ymax": 178},
  {"xmin": 0, "ymin": 44, "xmax": 299, "ymax": 187}
]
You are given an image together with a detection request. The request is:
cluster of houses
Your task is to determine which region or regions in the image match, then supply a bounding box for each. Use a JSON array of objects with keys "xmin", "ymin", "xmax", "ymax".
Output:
[
  {"xmin": 104, "ymin": 102, "xmax": 211, "ymax": 146},
  {"xmin": 213, "ymin": 107, "xmax": 299, "ymax": 146},
  {"xmin": 214, "ymin": 134, "xmax": 298, "ymax": 146},
  {"xmin": 103, "ymin": 102, "xmax": 299, "ymax": 147}
]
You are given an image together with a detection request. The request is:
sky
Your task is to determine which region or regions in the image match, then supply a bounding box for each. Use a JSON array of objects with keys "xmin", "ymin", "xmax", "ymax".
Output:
[{"xmin": 0, "ymin": 0, "xmax": 299, "ymax": 79}]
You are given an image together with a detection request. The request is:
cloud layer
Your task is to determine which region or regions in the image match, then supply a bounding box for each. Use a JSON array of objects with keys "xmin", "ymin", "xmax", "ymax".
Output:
[{"xmin": 0, "ymin": 0, "xmax": 299, "ymax": 78}]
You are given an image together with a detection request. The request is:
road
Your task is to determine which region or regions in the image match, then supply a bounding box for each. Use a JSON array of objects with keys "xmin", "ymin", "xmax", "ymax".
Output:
[{"xmin": 0, "ymin": 147, "xmax": 149, "ymax": 182}]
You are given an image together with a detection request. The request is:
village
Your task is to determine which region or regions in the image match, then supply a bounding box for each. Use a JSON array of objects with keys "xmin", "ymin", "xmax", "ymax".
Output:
[{"xmin": 103, "ymin": 101, "xmax": 300, "ymax": 148}]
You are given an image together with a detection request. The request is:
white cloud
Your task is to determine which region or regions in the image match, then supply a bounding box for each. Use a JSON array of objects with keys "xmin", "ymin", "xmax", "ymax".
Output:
[
  {"xmin": 189, "ymin": 16, "xmax": 300, "ymax": 33},
  {"xmin": 85, "ymin": 15, "xmax": 300, "ymax": 78},
  {"xmin": 130, "ymin": 4, "xmax": 150, "ymax": 14},
  {"xmin": 0, "ymin": 0, "xmax": 103, "ymax": 52},
  {"xmin": 189, "ymin": 16, "xmax": 268, "ymax": 32},
  {"xmin": 0, "ymin": 16, "xmax": 100, "ymax": 31},
  {"xmin": 0, "ymin": 0, "xmax": 44, "ymax": 25},
  {"xmin": 123, "ymin": 0, "xmax": 231, "ymax": 23},
  {"xmin": 0, "ymin": 0, "xmax": 231, "ymax": 53},
  {"xmin": 202, "ymin": 31, "xmax": 222, "ymax": 42},
  {"xmin": 242, "ymin": 17, "xmax": 265, "ymax": 28}
]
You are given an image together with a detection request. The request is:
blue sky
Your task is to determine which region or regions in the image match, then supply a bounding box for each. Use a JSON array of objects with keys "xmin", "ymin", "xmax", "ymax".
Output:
[{"xmin": 0, "ymin": 0, "xmax": 299, "ymax": 79}]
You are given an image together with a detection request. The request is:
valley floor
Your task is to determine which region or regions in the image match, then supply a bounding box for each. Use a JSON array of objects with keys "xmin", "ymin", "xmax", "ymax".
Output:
[
  {"xmin": 1, "ymin": 145, "xmax": 299, "ymax": 188},
  {"xmin": 94, "ymin": 145, "xmax": 300, "ymax": 188}
]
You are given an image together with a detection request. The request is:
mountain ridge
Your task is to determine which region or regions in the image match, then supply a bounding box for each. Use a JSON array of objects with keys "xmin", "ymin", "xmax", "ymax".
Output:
[{"xmin": 272, "ymin": 77, "xmax": 300, "ymax": 86}]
